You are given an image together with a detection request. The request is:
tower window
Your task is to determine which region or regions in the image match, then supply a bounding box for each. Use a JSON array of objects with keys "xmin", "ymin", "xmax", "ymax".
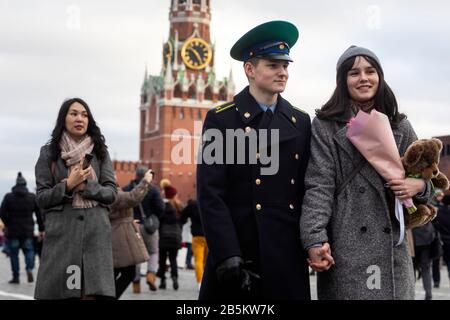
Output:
[
  {"xmin": 193, "ymin": 0, "xmax": 201, "ymax": 4},
  {"xmin": 447, "ymin": 144, "xmax": 450, "ymax": 156},
  {"xmin": 197, "ymin": 110, "xmax": 202, "ymax": 120},
  {"xmin": 150, "ymin": 149, "xmax": 154, "ymax": 158},
  {"xmin": 179, "ymin": 109, "xmax": 185, "ymax": 120}
]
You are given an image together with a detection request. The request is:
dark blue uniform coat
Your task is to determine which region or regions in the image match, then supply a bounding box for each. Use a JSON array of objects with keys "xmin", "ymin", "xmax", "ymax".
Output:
[{"xmin": 197, "ymin": 87, "xmax": 311, "ymax": 300}]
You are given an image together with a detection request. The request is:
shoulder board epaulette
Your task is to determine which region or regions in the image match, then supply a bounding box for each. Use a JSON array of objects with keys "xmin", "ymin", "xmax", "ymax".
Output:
[
  {"xmin": 293, "ymin": 106, "xmax": 308, "ymax": 115},
  {"xmin": 215, "ymin": 102, "xmax": 235, "ymax": 113}
]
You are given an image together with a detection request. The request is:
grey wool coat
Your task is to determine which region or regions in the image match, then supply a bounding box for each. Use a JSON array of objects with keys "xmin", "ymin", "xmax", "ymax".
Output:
[
  {"xmin": 34, "ymin": 145, "xmax": 117, "ymax": 299},
  {"xmin": 300, "ymin": 117, "xmax": 431, "ymax": 300}
]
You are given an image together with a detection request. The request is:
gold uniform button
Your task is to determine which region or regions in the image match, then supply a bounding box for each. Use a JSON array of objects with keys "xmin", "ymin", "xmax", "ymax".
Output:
[
  {"xmin": 245, "ymin": 126, "xmax": 252, "ymax": 133},
  {"xmin": 295, "ymin": 154, "xmax": 300, "ymax": 160},
  {"xmin": 256, "ymin": 204, "xmax": 262, "ymax": 211},
  {"xmin": 255, "ymin": 179, "xmax": 261, "ymax": 185},
  {"xmin": 289, "ymin": 204, "xmax": 294, "ymax": 210},
  {"xmin": 291, "ymin": 116, "xmax": 297, "ymax": 124},
  {"xmin": 244, "ymin": 112, "xmax": 251, "ymax": 119},
  {"xmin": 291, "ymin": 179, "xmax": 295, "ymax": 185}
]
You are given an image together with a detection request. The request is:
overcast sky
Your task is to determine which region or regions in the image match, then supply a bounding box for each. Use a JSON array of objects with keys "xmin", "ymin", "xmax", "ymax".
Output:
[{"xmin": 1, "ymin": 0, "xmax": 449, "ymax": 200}]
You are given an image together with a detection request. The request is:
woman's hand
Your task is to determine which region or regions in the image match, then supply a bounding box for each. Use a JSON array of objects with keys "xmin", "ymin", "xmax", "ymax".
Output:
[
  {"xmin": 388, "ymin": 178, "xmax": 426, "ymax": 201},
  {"xmin": 66, "ymin": 160, "xmax": 92, "ymax": 191},
  {"xmin": 143, "ymin": 169, "xmax": 154, "ymax": 183},
  {"xmin": 307, "ymin": 242, "xmax": 335, "ymax": 272}
]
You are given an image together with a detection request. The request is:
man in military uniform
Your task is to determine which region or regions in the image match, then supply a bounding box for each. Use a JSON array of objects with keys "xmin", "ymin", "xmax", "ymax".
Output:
[{"xmin": 197, "ymin": 20, "xmax": 312, "ymax": 300}]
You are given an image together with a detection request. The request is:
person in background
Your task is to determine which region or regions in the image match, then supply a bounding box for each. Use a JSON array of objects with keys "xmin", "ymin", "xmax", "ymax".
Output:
[
  {"xmin": 110, "ymin": 169, "xmax": 154, "ymax": 299},
  {"xmin": 0, "ymin": 172, "xmax": 44, "ymax": 284},
  {"xmin": 434, "ymin": 195, "xmax": 450, "ymax": 284},
  {"xmin": 413, "ymin": 221, "xmax": 437, "ymax": 300},
  {"xmin": 181, "ymin": 198, "xmax": 208, "ymax": 290},
  {"xmin": 124, "ymin": 166, "xmax": 164, "ymax": 293},
  {"xmin": 432, "ymin": 189, "xmax": 444, "ymax": 288},
  {"xmin": 157, "ymin": 179, "xmax": 184, "ymax": 290},
  {"xmin": 34, "ymin": 97, "xmax": 117, "ymax": 299},
  {"xmin": 182, "ymin": 218, "xmax": 194, "ymax": 270}
]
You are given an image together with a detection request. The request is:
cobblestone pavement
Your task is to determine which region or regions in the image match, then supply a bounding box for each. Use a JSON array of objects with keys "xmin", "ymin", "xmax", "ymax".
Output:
[{"xmin": 1, "ymin": 246, "xmax": 449, "ymax": 300}]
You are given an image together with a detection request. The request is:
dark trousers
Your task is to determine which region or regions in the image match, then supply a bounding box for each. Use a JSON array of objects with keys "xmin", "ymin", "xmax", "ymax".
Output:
[
  {"xmin": 415, "ymin": 245, "xmax": 433, "ymax": 299},
  {"xmin": 185, "ymin": 242, "xmax": 193, "ymax": 267},
  {"xmin": 114, "ymin": 265, "xmax": 136, "ymax": 299},
  {"xmin": 432, "ymin": 258, "xmax": 440, "ymax": 285},
  {"xmin": 157, "ymin": 247, "xmax": 178, "ymax": 279},
  {"xmin": 8, "ymin": 237, "xmax": 35, "ymax": 279}
]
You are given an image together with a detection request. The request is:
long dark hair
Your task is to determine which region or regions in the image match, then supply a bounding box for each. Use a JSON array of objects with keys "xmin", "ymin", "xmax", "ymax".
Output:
[
  {"xmin": 48, "ymin": 97, "xmax": 108, "ymax": 161},
  {"xmin": 316, "ymin": 55, "xmax": 406, "ymax": 127}
]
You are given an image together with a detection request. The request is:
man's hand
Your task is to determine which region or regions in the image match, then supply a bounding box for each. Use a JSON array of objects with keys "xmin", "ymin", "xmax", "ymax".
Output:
[
  {"xmin": 307, "ymin": 242, "xmax": 335, "ymax": 272},
  {"xmin": 216, "ymin": 256, "xmax": 260, "ymax": 293},
  {"xmin": 216, "ymin": 256, "xmax": 243, "ymax": 286}
]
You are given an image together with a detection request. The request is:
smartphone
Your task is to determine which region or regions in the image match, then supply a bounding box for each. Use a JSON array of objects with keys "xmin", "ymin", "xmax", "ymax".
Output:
[{"xmin": 82, "ymin": 153, "xmax": 94, "ymax": 169}]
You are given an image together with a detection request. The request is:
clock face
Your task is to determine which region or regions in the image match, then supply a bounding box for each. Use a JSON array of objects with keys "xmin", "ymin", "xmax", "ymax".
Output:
[
  {"xmin": 181, "ymin": 37, "xmax": 212, "ymax": 70},
  {"xmin": 163, "ymin": 40, "xmax": 173, "ymax": 68}
]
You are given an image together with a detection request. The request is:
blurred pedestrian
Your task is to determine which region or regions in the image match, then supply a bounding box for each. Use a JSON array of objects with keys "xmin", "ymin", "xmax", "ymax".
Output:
[
  {"xmin": 181, "ymin": 199, "xmax": 208, "ymax": 289},
  {"xmin": 157, "ymin": 179, "xmax": 184, "ymax": 290},
  {"xmin": 124, "ymin": 166, "xmax": 164, "ymax": 293},
  {"xmin": 413, "ymin": 222, "xmax": 437, "ymax": 300},
  {"xmin": 0, "ymin": 172, "xmax": 44, "ymax": 284},
  {"xmin": 110, "ymin": 169, "xmax": 154, "ymax": 299},
  {"xmin": 182, "ymin": 219, "xmax": 194, "ymax": 270},
  {"xmin": 434, "ymin": 195, "xmax": 450, "ymax": 283},
  {"xmin": 34, "ymin": 97, "xmax": 117, "ymax": 299},
  {"xmin": 432, "ymin": 189, "xmax": 445, "ymax": 288}
]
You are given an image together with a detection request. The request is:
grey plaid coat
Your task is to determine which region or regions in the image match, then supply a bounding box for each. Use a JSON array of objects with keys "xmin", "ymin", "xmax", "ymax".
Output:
[
  {"xmin": 300, "ymin": 117, "xmax": 431, "ymax": 300},
  {"xmin": 34, "ymin": 145, "xmax": 117, "ymax": 299}
]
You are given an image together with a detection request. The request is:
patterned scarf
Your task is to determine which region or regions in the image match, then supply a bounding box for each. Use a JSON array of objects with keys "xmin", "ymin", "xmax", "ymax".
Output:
[
  {"xmin": 59, "ymin": 131, "xmax": 98, "ymax": 209},
  {"xmin": 350, "ymin": 99, "xmax": 375, "ymax": 115}
]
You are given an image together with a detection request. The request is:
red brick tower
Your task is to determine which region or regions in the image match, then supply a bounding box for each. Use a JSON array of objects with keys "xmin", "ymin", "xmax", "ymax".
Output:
[{"xmin": 139, "ymin": 0, "xmax": 235, "ymax": 201}]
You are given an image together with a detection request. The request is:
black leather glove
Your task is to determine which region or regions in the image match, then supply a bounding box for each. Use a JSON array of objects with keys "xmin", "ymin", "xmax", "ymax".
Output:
[{"xmin": 216, "ymin": 256, "xmax": 260, "ymax": 293}]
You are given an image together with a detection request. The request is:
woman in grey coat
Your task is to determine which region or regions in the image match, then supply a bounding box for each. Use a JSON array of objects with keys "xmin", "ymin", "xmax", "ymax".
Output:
[
  {"xmin": 34, "ymin": 98, "xmax": 117, "ymax": 299},
  {"xmin": 300, "ymin": 46, "xmax": 432, "ymax": 300}
]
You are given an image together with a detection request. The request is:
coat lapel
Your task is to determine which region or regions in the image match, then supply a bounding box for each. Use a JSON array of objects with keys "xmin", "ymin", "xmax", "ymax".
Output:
[{"xmin": 333, "ymin": 120, "xmax": 405, "ymax": 194}]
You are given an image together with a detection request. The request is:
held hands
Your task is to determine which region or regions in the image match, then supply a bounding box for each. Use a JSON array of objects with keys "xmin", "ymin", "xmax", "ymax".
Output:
[
  {"xmin": 66, "ymin": 159, "xmax": 92, "ymax": 192},
  {"xmin": 307, "ymin": 242, "xmax": 335, "ymax": 272},
  {"xmin": 388, "ymin": 178, "xmax": 425, "ymax": 201}
]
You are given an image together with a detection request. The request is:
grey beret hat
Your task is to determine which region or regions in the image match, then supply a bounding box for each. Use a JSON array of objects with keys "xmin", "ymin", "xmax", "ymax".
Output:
[{"xmin": 336, "ymin": 45, "xmax": 382, "ymax": 72}]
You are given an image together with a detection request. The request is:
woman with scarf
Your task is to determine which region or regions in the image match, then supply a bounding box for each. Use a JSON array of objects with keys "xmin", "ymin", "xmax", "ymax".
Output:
[
  {"xmin": 34, "ymin": 97, "xmax": 117, "ymax": 299},
  {"xmin": 300, "ymin": 46, "xmax": 432, "ymax": 299}
]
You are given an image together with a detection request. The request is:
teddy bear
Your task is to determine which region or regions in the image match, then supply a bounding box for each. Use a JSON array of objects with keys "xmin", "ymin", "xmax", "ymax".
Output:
[{"xmin": 401, "ymin": 138, "xmax": 449, "ymax": 229}]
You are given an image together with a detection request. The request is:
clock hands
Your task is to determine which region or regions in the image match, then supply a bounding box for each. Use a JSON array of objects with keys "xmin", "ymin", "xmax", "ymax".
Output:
[{"xmin": 187, "ymin": 47, "xmax": 203, "ymax": 64}]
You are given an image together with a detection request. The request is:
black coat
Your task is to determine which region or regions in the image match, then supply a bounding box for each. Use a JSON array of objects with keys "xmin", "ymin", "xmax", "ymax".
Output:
[
  {"xmin": 124, "ymin": 179, "xmax": 164, "ymax": 223},
  {"xmin": 159, "ymin": 200, "xmax": 182, "ymax": 249},
  {"xmin": 413, "ymin": 222, "xmax": 436, "ymax": 247},
  {"xmin": 0, "ymin": 185, "xmax": 44, "ymax": 238},
  {"xmin": 435, "ymin": 205, "xmax": 450, "ymax": 245},
  {"xmin": 197, "ymin": 87, "xmax": 311, "ymax": 300},
  {"xmin": 181, "ymin": 199, "xmax": 204, "ymax": 237}
]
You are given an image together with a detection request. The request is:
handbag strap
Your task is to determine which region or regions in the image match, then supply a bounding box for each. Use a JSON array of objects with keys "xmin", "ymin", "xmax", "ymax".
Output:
[{"xmin": 138, "ymin": 203, "xmax": 146, "ymax": 219}]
